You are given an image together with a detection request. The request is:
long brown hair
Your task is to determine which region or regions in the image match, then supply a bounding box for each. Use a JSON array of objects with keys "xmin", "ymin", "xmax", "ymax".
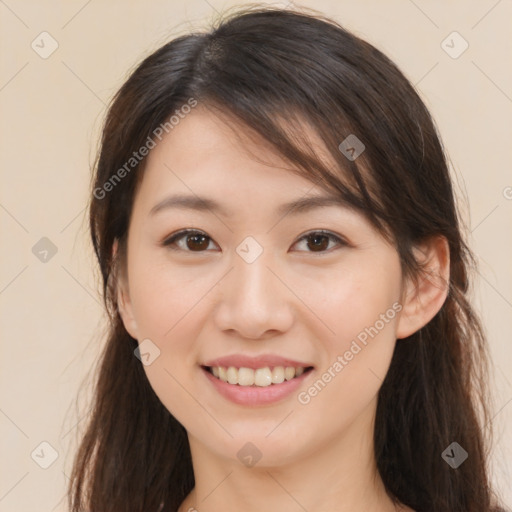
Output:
[{"xmin": 69, "ymin": 5, "xmax": 505, "ymax": 511}]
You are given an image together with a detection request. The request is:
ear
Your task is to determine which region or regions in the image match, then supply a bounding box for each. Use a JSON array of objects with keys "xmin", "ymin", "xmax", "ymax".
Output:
[
  {"xmin": 113, "ymin": 239, "xmax": 139, "ymax": 340},
  {"xmin": 396, "ymin": 236, "xmax": 450, "ymax": 339}
]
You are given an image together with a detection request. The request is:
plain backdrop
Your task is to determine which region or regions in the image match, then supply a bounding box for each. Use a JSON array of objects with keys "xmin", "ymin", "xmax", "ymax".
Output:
[{"xmin": 0, "ymin": 0, "xmax": 511, "ymax": 510}]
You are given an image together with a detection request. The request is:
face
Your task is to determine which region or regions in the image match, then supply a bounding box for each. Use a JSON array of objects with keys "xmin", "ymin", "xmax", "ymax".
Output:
[{"xmin": 117, "ymin": 104, "xmax": 409, "ymax": 467}]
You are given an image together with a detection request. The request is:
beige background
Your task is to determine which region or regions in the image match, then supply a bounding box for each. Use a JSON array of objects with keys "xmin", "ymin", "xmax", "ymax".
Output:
[{"xmin": 0, "ymin": 0, "xmax": 511, "ymax": 510}]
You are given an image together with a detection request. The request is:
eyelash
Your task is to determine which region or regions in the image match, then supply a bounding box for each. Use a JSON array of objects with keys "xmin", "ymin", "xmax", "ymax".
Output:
[{"xmin": 161, "ymin": 229, "xmax": 348, "ymax": 254}]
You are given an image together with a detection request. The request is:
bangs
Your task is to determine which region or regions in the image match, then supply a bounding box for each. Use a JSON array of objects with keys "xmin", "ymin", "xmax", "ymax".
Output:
[
  {"xmin": 187, "ymin": 97, "xmax": 393, "ymax": 242},
  {"xmin": 170, "ymin": 19, "xmax": 406, "ymax": 243}
]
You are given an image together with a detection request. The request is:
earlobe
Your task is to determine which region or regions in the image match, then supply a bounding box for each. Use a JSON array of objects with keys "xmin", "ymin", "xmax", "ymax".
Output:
[
  {"xmin": 396, "ymin": 236, "xmax": 450, "ymax": 339},
  {"xmin": 117, "ymin": 280, "xmax": 139, "ymax": 340},
  {"xmin": 113, "ymin": 239, "xmax": 139, "ymax": 340}
]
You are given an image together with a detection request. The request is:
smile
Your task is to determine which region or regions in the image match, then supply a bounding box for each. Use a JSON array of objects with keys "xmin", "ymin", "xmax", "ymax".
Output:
[{"xmin": 204, "ymin": 365, "xmax": 314, "ymax": 387}]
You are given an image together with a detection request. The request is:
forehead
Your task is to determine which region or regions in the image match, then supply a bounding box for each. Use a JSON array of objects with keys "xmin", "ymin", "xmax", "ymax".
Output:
[{"xmin": 134, "ymin": 105, "xmax": 336, "ymax": 212}]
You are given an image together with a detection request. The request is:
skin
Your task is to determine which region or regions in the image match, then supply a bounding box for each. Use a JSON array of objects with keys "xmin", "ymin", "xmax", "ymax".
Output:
[{"xmin": 116, "ymin": 104, "xmax": 449, "ymax": 512}]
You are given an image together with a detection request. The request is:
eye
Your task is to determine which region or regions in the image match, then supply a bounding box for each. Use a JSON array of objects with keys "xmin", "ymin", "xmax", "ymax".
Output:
[
  {"xmin": 162, "ymin": 229, "xmax": 347, "ymax": 254},
  {"xmin": 292, "ymin": 230, "xmax": 347, "ymax": 253},
  {"xmin": 162, "ymin": 229, "xmax": 217, "ymax": 252}
]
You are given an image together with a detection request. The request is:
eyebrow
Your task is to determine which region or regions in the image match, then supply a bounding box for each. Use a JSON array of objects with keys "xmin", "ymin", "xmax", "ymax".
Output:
[{"xmin": 149, "ymin": 193, "xmax": 351, "ymax": 218}]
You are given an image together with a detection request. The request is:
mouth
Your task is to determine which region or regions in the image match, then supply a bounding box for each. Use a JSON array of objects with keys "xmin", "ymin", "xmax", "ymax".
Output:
[
  {"xmin": 200, "ymin": 354, "xmax": 315, "ymax": 405},
  {"xmin": 201, "ymin": 365, "xmax": 314, "ymax": 387}
]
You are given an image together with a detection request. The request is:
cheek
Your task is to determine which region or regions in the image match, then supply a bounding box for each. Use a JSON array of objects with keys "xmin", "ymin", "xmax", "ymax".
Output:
[
  {"xmin": 308, "ymin": 255, "xmax": 402, "ymax": 399},
  {"xmin": 126, "ymin": 256, "xmax": 218, "ymax": 422},
  {"xmin": 295, "ymin": 287, "xmax": 400, "ymax": 441},
  {"xmin": 128, "ymin": 277, "xmax": 208, "ymax": 433},
  {"xmin": 302, "ymin": 256, "xmax": 402, "ymax": 350},
  {"xmin": 129, "ymin": 254, "xmax": 215, "ymax": 342}
]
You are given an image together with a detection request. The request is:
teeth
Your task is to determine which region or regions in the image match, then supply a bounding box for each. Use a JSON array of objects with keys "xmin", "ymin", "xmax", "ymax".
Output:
[
  {"xmin": 271, "ymin": 366, "xmax": 285, "ymax": 384},
  {"xmin": 227, "ymin": 366, "xmax": 238, "ymax": 385},
  {"xmin": 218, "ymin": 367, "xmax": 228, "ymax": 383},
  {"xmin": 284, "ymin": 367, "xmax": 295, "ymax": 381},
  {"xmin": 208, "ymin": 365, "xmax": 309, "ymax": 386},
  {"xmin": 238, "ymin": 367, "xmax": 255, "ymax": 386},
  {"xmin": 254, "ymin": 367, "xmax": 272, "ymax": 386}
]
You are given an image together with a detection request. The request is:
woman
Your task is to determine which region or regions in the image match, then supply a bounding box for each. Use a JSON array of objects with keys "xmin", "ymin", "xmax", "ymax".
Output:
[{"xmin": 69, "ymin": 6, "xmax": 506, "ymax": 512}]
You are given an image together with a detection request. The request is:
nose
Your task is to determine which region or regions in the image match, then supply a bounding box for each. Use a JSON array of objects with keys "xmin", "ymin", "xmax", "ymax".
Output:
[{"xmin": 212, "ymin": 250, "xmax": 295, "ymax": 340}]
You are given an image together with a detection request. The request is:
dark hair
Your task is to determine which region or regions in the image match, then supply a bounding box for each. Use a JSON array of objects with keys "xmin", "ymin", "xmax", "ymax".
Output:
[{"xmin": 69, "ymin": 5, "xmax": 504, "ymax": 512}]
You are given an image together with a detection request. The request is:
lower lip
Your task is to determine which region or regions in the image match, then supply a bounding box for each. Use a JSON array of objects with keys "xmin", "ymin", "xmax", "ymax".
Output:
[{"xmin": 201, "ymin": 367, "xmax": 313, "ymax": 406}]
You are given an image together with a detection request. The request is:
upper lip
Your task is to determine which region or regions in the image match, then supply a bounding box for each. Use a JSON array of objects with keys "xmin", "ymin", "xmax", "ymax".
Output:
[{"xmin": 202, "ymin": 354, "xmax": 314, "ymax": 370}]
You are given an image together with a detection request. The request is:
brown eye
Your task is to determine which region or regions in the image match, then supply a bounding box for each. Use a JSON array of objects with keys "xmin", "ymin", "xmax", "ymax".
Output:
[
  {"xmin": 184, "ymin": 233, "xmax": 210, "ymax": 251},
  {"xmin": 163, "ymin": 229, "xmax": 346, "ymax": 254},
  {"xmin": 293, "ymin": 230, "xmax": 346, "ymax": 253},
  {"xmin": 306, "ymin": 233, "xmax": 330, "ymax": 252},
  {"xmin": 163, "ymin": 230, "xmax": 215, "ymax": 252}
]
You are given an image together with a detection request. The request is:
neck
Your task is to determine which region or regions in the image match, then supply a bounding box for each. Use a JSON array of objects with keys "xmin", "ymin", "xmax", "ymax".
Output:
[{"xmin": 178, "ymin": 398, "xmax": 403, "ymax": 512}]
